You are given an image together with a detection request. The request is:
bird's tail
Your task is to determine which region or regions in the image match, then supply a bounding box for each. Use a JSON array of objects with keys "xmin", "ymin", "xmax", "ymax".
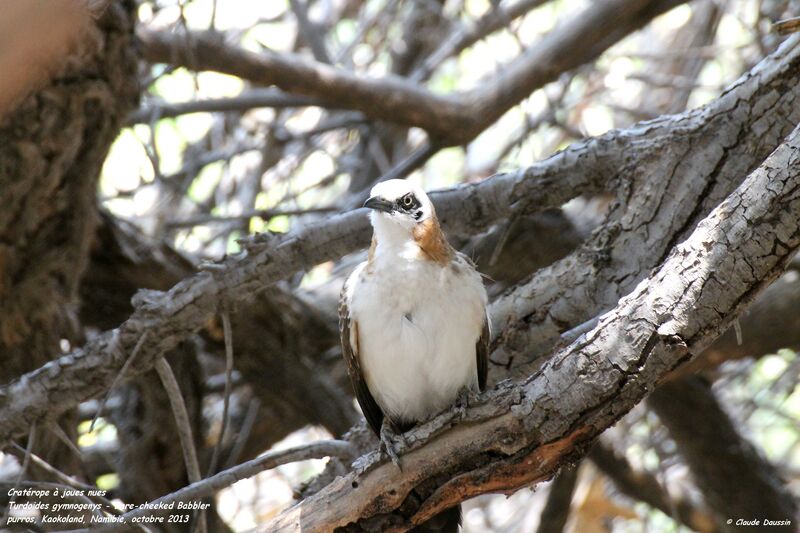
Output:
[{"xmin": 410, "ymin": 505, "xmax": 461, "ymax": 532}]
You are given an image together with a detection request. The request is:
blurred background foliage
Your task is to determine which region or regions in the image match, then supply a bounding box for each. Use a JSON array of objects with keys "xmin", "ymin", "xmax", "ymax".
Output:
[
  {"xmin": 102, "ymin": 0, "xmax": 799, "ymax": 531},
  {"xmin": 2, "ymin": 0, "xmax": 798, "ymax": 531}
]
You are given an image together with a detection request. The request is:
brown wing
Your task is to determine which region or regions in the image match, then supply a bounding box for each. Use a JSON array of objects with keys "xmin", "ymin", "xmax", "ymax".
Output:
[
  {"xmin": 476, "ymin": 315, "xmax": 490, "ymax": 391},
  {"xmin": 339, "ymin": 278, "xmax": 384, "ymax": 436}
]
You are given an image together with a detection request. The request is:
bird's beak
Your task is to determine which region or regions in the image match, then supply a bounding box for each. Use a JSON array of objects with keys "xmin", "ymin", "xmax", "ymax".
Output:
[{"xmin": 363, "ymin": 196, "xmax": 394, "ymax": 213}]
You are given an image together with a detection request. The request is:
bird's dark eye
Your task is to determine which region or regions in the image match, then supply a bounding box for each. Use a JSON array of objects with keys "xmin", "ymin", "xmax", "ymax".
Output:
[{"xmin": 402, "ymin": 194, "xmax": 414, "ymax": 207}]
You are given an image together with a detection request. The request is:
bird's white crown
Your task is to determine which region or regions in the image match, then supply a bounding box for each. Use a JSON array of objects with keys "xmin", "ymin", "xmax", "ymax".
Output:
[{"xmin": 364, "ymin": 179, "xmax": 435, "ymax": 242}]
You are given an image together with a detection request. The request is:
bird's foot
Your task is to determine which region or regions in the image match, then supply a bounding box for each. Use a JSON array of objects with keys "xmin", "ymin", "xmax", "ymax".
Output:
[
  {"xmin": 380, "ymin": 421, "xmax": 406, "ymax": 471},
  {"xmin": 454, "ymin": 387, "xmax": 479, "ymax": 419}
]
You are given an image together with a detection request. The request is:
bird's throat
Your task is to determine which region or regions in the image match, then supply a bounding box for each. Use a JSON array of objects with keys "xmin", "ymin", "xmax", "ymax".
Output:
[
  {"xmin": 411, "ymin": 217, "xmax": 453, "ymax": 265},
  {"xmin": 369, "ymin": 216, "xmax": 453, "ymax": 265}
]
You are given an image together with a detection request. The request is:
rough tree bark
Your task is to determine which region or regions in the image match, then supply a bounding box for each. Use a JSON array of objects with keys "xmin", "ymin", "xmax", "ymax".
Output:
[
  {"xmin": 266, "ymin": 118, "xmax": 800, "ymax": 532},
  {"xmin": 490, "ymin": 34, "xmax": 800, "ymax": 377},
  {"xmin": 0, "ymin": 12, "xmax": 798, "ymax": 532},
  {"xmin": 0, "ymin": 0, "xmax": 139, "ymax": 480},
  {"xmin": 2, "ymin": 36, "xmax": 800, "ymax": 451},
  {"xmin": 0, "ymin": 1, "xmax": 138, "ymax": 391},
  {"xmin": 137, "ymin": 0, "xmax": 687, "ymax": 145}
]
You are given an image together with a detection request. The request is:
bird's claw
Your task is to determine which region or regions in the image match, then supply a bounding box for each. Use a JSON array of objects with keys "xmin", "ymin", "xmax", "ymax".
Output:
[
  {"xmin": 380, "ymin": 422, "xmax": 406, "ymax": 471},
  {"xmin": 455, "ymin": 387, "xmax": 478, "ymax": 419}
]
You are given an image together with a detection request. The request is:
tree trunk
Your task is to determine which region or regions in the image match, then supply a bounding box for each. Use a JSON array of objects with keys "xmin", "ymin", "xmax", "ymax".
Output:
[{"xmin": 0, "ymin": 1, "xmax": 139, "ymax": 482}]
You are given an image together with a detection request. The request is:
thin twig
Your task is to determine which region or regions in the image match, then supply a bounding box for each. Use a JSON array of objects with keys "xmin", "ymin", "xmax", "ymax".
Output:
[
  {"xmin": 774, "ymin": 17, "xmax": 800, "ymax": 35},
  {"xmin": 223, "ymin": 398, "xmax": 261, "ymax": 470},
  {"xmin": 1, "ymin": 422, "xmax": 36, "ymax": 525},
  {"xmin": 48, "ymin": 423, "xmax": 85, "ymax": 463},
  {"xmin": 335, "ymin": 0, "xmax": 401, "ymax": 65},
  {"xmin": 205, "ymin": 307, "xmax": 235, "ymax": 477},
  {"xmin": 346, "ymin": 140, "xmax": 441, "ymax": 209},
  {"xmin": 72, "ymin": 440, "xmax": 355, "ymax": 532},
  {"xmin": 411, "ymin": 0, "xmax": 550, "ymax": 82},
  {"xmin": 128, "ymin": 89, "xmax": 322, "ymax": 123},
  {"xmin": 166, "ymin": 206, "xmax": 338, "ymax": 228},
  {"xmin": 154, "ymin": 357, "xmax": 206, "ymax": 533},
  {"xmin": 488, "ymin": 215, "xmax": 518, "ymax": 267},
  {"xmin": 7, "ymin": 443, "xmax": 120, "ymax": 520},
  {"xmin": 91, "ymin": 331, "xmax": 150, "ymax": 432}
]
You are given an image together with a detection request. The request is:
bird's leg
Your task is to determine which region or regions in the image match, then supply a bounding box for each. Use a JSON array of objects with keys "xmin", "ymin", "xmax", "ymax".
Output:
[{"xmin": 380, "ymin": 419, "xmax": 406, "ymax": 470}]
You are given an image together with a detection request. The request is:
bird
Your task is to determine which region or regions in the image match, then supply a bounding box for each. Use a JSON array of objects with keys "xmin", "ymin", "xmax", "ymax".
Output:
[{"xmin": 339, "ymin": 179, "xmax": 489, "ymax": 532}]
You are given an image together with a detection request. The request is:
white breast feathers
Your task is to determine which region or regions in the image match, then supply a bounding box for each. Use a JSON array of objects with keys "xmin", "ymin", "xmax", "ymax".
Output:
[{"xmin": 346, "ymin": 250, "xmax": 487, "ymax": 426}]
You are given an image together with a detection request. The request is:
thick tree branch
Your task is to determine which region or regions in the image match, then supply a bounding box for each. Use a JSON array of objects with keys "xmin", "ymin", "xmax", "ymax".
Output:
[
  {"xmin": 490, "ymin": 35, "xmax": 800, "ymax": 376},
  {"xmin": 137, "ymin": 0, "xmax": 685, "ymax": 144},
  {"xmin": 535, "ymin": 465, "xmax": 580, "ymax": 533},
  {"xmin": 1, "ymin": 37, "xmax": 799, "ymax": 448},
  {"xmin": 137, "ymin": 29, "xmax": 463, "ymax": 141},
  {"xmin": 0, "ymin": 125, "xmax": 617, "ymax": 446},
  {"xmin": 265, "ymin": 120, "xmax": 800, "ymax": 531},
  {"xmin": 76, "ymin": 440, "xmax": 355, "ymax": 532},
  {"xmin": 677, "ymin": 269, "xmax": 800, "ymax": 375},
  {"xmin": 130, "ymin": 88, "xmax": 323, "ymax": 123}
]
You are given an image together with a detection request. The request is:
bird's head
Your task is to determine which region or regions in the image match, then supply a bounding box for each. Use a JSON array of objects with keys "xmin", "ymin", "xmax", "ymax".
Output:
[
  {"xmin": 364, "ymin": 179, "xmax": 451, "ymax": 261},
  {"xmin": 363, "ymin": 179, "xmax": 434, "ymax": 234}
]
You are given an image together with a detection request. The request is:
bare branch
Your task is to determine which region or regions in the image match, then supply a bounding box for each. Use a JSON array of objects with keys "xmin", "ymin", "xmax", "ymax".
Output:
[
  {"xmin": 489, "ymin": 35, "xmax": 800, "ymax": 375},
  {"xmin": 265, "ymin": 120, "xmax": 800, "ymax": 531},
  {"xmin": 0, "ymin": 119, "xmax": 618, "ymax": 446},
  {"xmin": 677, "ymin": 269, "xmax": 800, "ymax": 375},
  {"xmin": 153, "ymin": 357, "xmax": 205, "ymax": 532},
  {"xmin": 80, "ymin": 440, "xmax": 355, "ymax": 532},
  {"xmin": 137, "ymin": 0, "xmax": 686, "ymax": 144},
  {"xmin": 165, "ymin": 206, "xmax": 338, "ymax": 229},
  {"xmin": 90, "ymin": 331, "xmax": 149, "ymax": 432},
  {"xmin": 137, "ymin": 28, "xmax": 463, "ymax": 141},
  {"xmin": 129, "ymin": 88, "xmax": 323, "ymax": 123},
  {"xmin": 648, "ymin": 377, "xmax": 798, "ymax": 528},
  {"xmin": 535, "ymin": 465, "xmax": 580, "ymax": 533},
  {"xmin": 589, "ymin": 440, "xmax": 714, "ymax": 531},
  {"xmin": 411, "ymin": 0, "xmax": 552, "ymax": 82},
  {"xmin": 2, "ymin": 37, "xmax": 799, "ymax": 448},
  {"xmin": 205, "ymin": 307, "xmax": 234, "ymax": 477}
]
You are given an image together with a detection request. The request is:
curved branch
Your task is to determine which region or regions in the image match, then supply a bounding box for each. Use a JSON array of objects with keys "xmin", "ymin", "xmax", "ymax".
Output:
[
  {"xmin": 1, "ymin": 37, "xmax": 799, "ymax": 451},
  {"xmin": 137, "ymin": 0, "xmax": 686, "ymax": 144},
  {"xmin": 0, "ymin": 120, "xmax": 619, "ymax": 446},
  {"xmin": 74, "ymin": 440, "xmax": 355, "ymax": 532},
  {"xmin": 489, "ymin": 35, "xmax": 800, "ymax": 376},
  {"xmin": 265, "ymin": 120, "xmax": 800, "ymax": 531},
  {"xmin": 129, "ymin": 88, "xmax": 323, "ymax": 123}
]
